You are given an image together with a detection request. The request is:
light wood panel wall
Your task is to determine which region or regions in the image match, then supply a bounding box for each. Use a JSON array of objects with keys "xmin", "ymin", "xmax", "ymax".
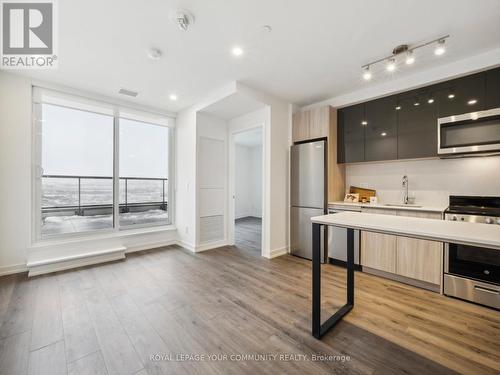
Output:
[
  {"xmin": 292, "ymin": 111, "xmax": 309, "ymax": 142},
  {"xmin": 327, "ymin": 107, "xmax": 346, "ymax": 202}
]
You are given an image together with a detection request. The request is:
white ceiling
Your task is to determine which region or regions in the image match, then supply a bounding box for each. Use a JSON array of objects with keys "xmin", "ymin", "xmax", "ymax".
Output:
[
  {"xmin": 17, "ymin": 0, "xmax": 500, "ymax": 112},
  {"xmin": 234, "ymin": 128, "xmax": 263, "ymax": 147},
  {"xmin": 200, "ymin": 92, "xmax": 265, "ymax": 119}
]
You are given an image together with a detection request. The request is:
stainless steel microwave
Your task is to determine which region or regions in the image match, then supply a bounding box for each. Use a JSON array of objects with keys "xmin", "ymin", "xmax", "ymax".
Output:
[{"xmin": 438, "ymin": 107, "xmax": 500, "ymax": 157}]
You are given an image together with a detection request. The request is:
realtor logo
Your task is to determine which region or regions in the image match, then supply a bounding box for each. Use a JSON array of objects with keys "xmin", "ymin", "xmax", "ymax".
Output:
[{"xmin": 1, "ymin": 0, "xmax": 57, "ymax": 69}]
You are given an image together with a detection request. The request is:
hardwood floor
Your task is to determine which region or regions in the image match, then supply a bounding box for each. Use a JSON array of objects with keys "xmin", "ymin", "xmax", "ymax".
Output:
[
  {"xmin": 235, "ymin": 216, "xmax": 262, "ymax": 252},
  {"xmin": 0, "ymin": 241, "xmax": 499, "ymax": 374}
]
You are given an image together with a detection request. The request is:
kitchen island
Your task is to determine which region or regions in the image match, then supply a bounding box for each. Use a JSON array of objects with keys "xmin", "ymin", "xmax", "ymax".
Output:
[{"xmin": 310, "ymin": 211, "xmax": 500, "ymax": 339}]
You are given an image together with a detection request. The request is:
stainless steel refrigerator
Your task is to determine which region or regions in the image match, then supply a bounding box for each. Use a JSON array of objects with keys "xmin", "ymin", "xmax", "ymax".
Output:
[{"xmin": 290, "ymin": 140, "xmax": 327, "ymax": 261}]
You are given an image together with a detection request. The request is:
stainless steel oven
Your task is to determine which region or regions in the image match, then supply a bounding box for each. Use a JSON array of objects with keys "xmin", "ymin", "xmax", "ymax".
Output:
[
  {"xmin": 438, "ymin": 107, "xmax": 500, "ymax": 157},
  {"xmin": 444, "ymin": 243, "xmax": 500, "ymax": 309},
  {"xmin": 443, "ymin": 196, "xmax": 500, "ymax": 309}
]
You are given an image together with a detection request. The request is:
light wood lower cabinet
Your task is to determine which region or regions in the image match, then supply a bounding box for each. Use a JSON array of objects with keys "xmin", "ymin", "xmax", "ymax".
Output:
[
  {"xmin": 360, "ymin": 208, "xmax": 397, "ymax": 273},
  {"xmin": 360, "ymin": 208, "xmax": 443, "ymax": 287},
  {"xmin": 361, "ymin": 231, "xmax": 397, "ymax": 273},
  {"xmin": 396, "ymin": 211, "xmax": 443, "ymax": 285}
]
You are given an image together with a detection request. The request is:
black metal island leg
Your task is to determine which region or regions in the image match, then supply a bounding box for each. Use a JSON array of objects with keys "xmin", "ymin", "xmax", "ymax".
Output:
[{"xmin": 312, "ymin": 223, "xmax": 355, "ymax": 339}]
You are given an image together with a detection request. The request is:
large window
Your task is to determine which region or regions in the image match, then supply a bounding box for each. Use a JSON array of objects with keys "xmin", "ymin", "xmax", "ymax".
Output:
[
  {"xmin": 119, "ymin": 118, "xmax": 169, "ymax": 227},
  {"xmin": 33, "ymin": 88, "xmax": 173, "ymax": 239}
]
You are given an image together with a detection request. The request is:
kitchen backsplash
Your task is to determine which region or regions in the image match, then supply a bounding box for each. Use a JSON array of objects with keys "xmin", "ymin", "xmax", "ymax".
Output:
[{"xmin": 345, "ymin": 156, "xmax": 500, "ymax": 206}]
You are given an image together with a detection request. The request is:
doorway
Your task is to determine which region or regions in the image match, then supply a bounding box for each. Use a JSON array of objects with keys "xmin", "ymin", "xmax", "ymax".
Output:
[{"xmin": 231, "ymin": 127, "xmax": 263, "ymax": 253}]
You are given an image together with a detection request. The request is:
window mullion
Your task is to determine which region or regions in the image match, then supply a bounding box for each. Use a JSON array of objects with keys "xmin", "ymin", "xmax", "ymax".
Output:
[{"xmin": 113, "ymin": 110, "xmax": 120, "ymax": 232}]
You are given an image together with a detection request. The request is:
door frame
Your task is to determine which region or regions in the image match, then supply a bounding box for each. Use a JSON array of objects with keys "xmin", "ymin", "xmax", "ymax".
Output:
[{"xmin": 228, "ymin": 124, "xmax": 265, "ymax": 254}]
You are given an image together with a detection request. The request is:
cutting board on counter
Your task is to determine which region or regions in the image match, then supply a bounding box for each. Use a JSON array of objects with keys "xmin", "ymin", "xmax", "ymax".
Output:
[{"xmin": 349, "ymin": 186, "xmax": 376, "ymax": 202}]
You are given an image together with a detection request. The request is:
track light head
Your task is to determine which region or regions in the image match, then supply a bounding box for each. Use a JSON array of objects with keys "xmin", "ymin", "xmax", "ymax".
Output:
[
  {"xmin": 434, "ymin": 39, "xmax": 446, "ymax": 56},
  {"xmin": 363, "ymin": 66, "xmax": 372, "ymax": 80}
]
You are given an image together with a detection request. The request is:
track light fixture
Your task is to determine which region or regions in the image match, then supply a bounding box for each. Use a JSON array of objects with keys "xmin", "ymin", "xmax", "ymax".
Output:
[
  {"xmin": 386, "ymin": 58, "xmax": 396, "ymax": 72},
  {"xmin": 363, "ymin": 66, "xmax": 372, "ymax": 80},
  {"xmin": 405, "ymin": 51, "xmax": 415, "ymax": 65},
  {"xmin": 361, "ymin": 35, "xmax": 449, "ymax": 80},
  {"xmin": 434, "ymin": 39, "xmax": 446, "ymax": 56}
]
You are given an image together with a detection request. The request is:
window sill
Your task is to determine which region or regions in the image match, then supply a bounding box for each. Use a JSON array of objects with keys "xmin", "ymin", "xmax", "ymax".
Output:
[{"xmin": 30, "ymin": 224, "xmax": 177, "ymax": 250}]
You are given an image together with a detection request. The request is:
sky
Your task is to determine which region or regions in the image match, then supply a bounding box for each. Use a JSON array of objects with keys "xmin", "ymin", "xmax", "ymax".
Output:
[{"xmin": 41, "ymin": 104, "xmax": 169, "ymax": 178}]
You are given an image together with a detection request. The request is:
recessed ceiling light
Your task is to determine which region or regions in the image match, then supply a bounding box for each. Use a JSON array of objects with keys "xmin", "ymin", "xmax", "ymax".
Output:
[
  {"xmin": 361, "ymin": 120, "xmax": 368, "ymax": 126},
  {"xmin": 262, "ymin": 25, "xmax": 272, "ymax": 32},
  {"xmin": 386, "ymin": 58, "xmax": 396, "ymax": 72},
  {"xmin": 448, "ymin": 91, "xmax": 455, "ymax": 99},
  {"xmin": 381, "ymin": 132, "xmax": 387, "ymax": 136},
  {"xmin": 362, "ymin": 66, "xmax": 372, "ymax": 81},
  {"xmin": 232, "ymin": 46, "xmax": 244, "ymax": 57},
  {"xmin": 427, "ymin": 97, "xmax": 434, "ymax": 104},
  {"xmin": 395, "ymin": 105, "xmax": 401, "ymax": 110},
  {"xmin": 414, "ymin": 100, "xmax": 420, "ymax": 106},
  {"xmin": 147, "ymin": 48, "xmax": 162, "ymax": 60},
  {"xmin": 169, "ymin": 94, "xmax": 178, "ymax": 101},
  {"xmin": 468, "ymin": 99, "xmax": 477, "ymax": 105},
  {"xmin": 434, "ymin": 39, "xmax": 446, "ymax": 56}
]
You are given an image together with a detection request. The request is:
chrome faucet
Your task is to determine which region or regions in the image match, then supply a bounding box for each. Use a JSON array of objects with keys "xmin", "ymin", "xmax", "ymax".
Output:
[{"xmin": 402, "ymin": 175, "xmax": 409, "ymax": 204}]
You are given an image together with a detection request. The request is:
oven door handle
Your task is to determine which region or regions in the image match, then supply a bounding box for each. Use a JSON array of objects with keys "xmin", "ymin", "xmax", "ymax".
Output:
[{"xmin": 474, "ymin": 285, "xmax": 500, "ymax": 295}]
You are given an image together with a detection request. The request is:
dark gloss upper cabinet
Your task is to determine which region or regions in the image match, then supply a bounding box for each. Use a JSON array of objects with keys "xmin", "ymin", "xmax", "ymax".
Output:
[
  {"xmin": 337, "ymin": 67, "xmax": 500, "ymax": 164},
  {"xmin": 364, "ymin": 96, "xmax": 397, "ymax": 161},
  {"xmin": 486, "ymin": 67, "xmax": 500, "ymax": 109},
  {"xmin": 436, "ymin": 73, "xmax": 485, "ymax": 118},
  {"xmin": 397, "ymin": 90, "xmax": 438, "ymax": 159},
  {"xmin": 338, "ymin": 104, "xmax": 364, "ymax": 163}
]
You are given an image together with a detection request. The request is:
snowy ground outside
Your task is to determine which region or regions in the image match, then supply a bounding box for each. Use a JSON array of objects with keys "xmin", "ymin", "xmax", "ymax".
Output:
[
  {"xmin": 41, "ymin": 179, "xmax": 169, "ymax": 236},
  {"xmin": 42, "ymin": 209, "xmax": 169, "ymax": 236}
]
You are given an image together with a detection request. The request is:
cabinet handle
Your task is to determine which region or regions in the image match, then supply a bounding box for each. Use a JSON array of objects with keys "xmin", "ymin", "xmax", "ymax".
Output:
[{"xmin": 474, "ymin": 285, "xmax": 499, "ymax": 295}]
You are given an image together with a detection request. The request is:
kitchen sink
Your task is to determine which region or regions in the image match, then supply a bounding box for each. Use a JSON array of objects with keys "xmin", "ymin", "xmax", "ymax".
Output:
[{"xmin": 383, "ymin": 203, "xmax": 422, "ymax": 208}]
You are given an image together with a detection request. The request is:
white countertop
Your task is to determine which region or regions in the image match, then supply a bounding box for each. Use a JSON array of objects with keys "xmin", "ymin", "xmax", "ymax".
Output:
[
  {"xmin": 312, "ymin": 212, "xmax": 500, "ymax": 250},
  {"xmin": 328, "ymin": 201, "xmax": 446, "ymax": 213}
]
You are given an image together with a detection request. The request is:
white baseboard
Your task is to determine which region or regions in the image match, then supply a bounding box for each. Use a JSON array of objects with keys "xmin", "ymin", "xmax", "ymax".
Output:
[
  {"xmin": 27, "ymin": 247, "xmax": 126, "ymax": 277},
  {"xmin": 195, "ymin": 240, "xmax": 228, "ymax": 252},
  {"xmin": 267, "ymin": 246, "xmax": 288, "ymax": 259},
  {"xmin": 235, "ymin": 212, "xmax": 251, "ymax": 219},
  {"xmin": 0, "ymin": 263, "xmax": 28, "ymax": 276},
  {"xmin": 125, "ymin": 240, "xmax": 177, "ymax": 254},
  {"xmin": 176, "ymin": 240, "xmax": 196, "ymax": 252}
]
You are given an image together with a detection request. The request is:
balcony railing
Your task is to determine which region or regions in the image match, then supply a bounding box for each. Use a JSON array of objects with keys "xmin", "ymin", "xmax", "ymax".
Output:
[{"xmin": 42, "ymin": 174, "xmax": 168, "ymax": 217}]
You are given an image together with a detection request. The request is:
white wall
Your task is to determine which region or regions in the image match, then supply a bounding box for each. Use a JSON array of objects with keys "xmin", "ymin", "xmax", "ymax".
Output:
[
  {"xmin": 174, "ymin": 107, "xmax": 197, "ymax": 249},
  {"xmin": 235, "ymin": 144, "xmax": 262, "ymax": 218},
  {"xmin": 235, "ymin": 84, "xmax": 291, "ymax": 258},
  {"xmin": 0, "ymin": 72, "xmax": 178, "ymax": 275},
  {"xmin": 250, "ymin": 146, "xmax": 263, "ymax": 218},
  {"xmin": 346, "ymin": 156, "xmax": 500, "ymax": 207},
  {"xmin": 0, "ymin": 72, "xmax": 33, "ymax": 275},
  {"xmin": 196, "ymin": 112, "xmax": 228, "ymax": 247}
]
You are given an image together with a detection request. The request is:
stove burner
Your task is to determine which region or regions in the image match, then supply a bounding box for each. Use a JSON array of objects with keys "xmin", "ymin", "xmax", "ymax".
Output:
[
  {"xmin": 445, "ymin": 206, "xmax": 500, "ymax": 216},
  {"xmin": 445, "ymin": 196, "xmax": 500, "ymax": 224}
]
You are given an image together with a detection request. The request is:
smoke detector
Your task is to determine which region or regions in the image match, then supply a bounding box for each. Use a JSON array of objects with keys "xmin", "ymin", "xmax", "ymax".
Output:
[
  {"xmin": 170, "ymin": 10, "xmax": 195, "ymax": 31},
  {"xmin": 147, "ymin": 48, "xmax": 162, "ymax": 60}
]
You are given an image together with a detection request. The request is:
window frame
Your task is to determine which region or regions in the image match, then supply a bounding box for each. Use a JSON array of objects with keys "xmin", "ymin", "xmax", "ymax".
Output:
[{"xmin": 32, "ymin": 86, "xmax": 175, "ymax": 243}]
